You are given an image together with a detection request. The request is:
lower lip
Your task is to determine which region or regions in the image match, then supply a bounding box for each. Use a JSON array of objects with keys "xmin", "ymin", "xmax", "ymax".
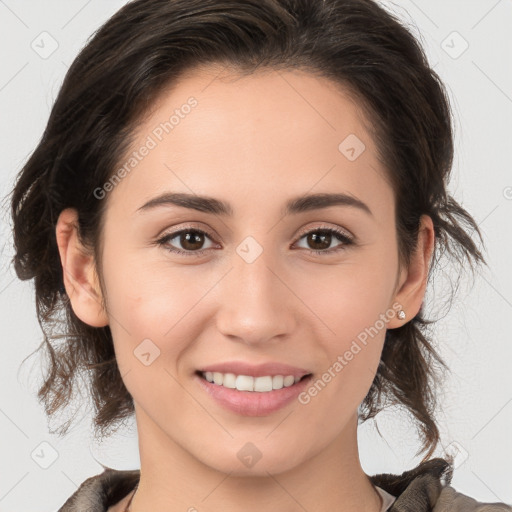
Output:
[{"xmin": 195, "ymin": 373, "xmax": 313, "ymax": 416}]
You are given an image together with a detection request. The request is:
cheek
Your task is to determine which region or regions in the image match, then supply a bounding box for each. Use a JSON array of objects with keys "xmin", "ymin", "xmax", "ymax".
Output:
[
  {"xmin": 101, "ymin": 252, "xmax": 210, "ymax": 365},
  {"xmin": 299, "ymin": 286, "xmax": 388, "ymax": 422},
  {"xmin": 102, "ymin": 258, "xmax": 210, "ymax": 412},
  {"xmin": 293, "ymin": 248, "xmax": 397, "ymax": 400},
  {"xmin": 295, "ymin": 248, "xmax": 398, "ymax": 342}
]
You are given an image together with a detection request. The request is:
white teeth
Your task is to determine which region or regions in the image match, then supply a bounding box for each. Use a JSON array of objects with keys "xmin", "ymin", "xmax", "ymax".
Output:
[
  {"xmin": 284, "ymin": 375, "xmax": 295, "ymax": 387},
  {"xmin": 254, "ymin": 376, "xmax": 273, "ymax": 392},
  {"xmin": 202, "ymin": 371, "xmax": 305, "ymax": 392},
  {"xmin": 222, "ymin": 373, "xmax": 236, "ymax": 389},
  {"xmin": 273, "ymin": 375, "xmax": 284, "ymax": 389},
  {"xmin": 236, "ymin": 375, "xmax": 255, "ymax": 391}
]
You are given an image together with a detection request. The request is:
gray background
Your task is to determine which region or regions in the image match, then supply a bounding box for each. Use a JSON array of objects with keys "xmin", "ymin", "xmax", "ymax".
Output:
[{"xmin": 0, "ymin": 1, "xmax": 511, "ymax": 510}]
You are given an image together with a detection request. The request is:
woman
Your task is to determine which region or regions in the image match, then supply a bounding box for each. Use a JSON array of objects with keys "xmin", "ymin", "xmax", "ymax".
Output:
[{"xmin": 8, "ymin": 0, "xmax": 511, "ymax": 511}]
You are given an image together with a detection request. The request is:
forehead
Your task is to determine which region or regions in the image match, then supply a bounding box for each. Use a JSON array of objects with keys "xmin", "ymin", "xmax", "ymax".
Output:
[
  {"xmin": 107, "ymin": 65, "xmax": 393, "ymax": 222},
  {"xmin": 141, "ymin": 65, "xmax": 375, "ymax": 159}
]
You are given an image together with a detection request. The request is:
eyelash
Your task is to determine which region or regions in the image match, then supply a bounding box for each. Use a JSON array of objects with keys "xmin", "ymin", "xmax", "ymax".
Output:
[{"xmin": 155, "ymin": 224, "xmax": 354, "ymax": 258}]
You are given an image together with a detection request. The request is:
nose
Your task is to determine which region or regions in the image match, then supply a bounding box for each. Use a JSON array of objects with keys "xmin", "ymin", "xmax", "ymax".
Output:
[{"xmin": 214, "ymin": 247, "xmax": 298, "ymax": 346}]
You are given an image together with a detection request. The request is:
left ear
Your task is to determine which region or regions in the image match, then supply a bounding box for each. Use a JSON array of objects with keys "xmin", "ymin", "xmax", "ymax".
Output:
[{"xmin": 387, "ymin": 214, "xmax": 435, "ymax": 328}]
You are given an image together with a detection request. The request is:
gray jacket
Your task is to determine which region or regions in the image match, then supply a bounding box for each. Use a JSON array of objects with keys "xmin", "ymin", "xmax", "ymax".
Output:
[{"xmin": 58, "ymin": 457, "xmax": 512, "ymax": 511}]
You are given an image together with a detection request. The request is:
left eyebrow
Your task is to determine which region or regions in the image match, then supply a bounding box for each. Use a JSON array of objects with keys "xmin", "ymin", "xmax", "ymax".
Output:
[{"xmin": 136, "ymin": 191, "xmax": 373, "ymax": 218}]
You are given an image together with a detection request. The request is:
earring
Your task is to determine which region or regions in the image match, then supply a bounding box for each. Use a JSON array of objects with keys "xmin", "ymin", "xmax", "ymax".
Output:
[{"xmin": 397, "ymin": 310, "xmax": 406, "ymax": 320}]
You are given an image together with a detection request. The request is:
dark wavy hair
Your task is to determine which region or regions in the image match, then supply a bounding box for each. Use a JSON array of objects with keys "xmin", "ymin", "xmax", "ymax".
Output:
[{"xmin": 7, "ymin": 0, "xmax": 485, "ymax": 461}]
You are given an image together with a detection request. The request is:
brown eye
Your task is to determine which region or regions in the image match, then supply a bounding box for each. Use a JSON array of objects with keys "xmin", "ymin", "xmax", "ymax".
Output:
[
  {"xmin": 294, "ymin": 227, "xmax": 354, "ymax": 255},
  {"xmin": 178, "ymin": 231, "xmax": 206, "ymax": 251},
  {"xmin": 306, "ymin": 231, "xmax": 333, "ymax": 250},
  {"xmin": 156, "ymin": 228, "xmax": 216, "ymax": 256},
  {"xmin": 155, "ymin": 225, "xmax": 354, "ymax": 257}
]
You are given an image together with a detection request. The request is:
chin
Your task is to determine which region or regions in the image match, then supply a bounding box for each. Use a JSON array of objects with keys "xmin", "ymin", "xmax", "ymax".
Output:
[{"xmin": 198, "ymin": 441, "xmax": 308, "ymax": 477}]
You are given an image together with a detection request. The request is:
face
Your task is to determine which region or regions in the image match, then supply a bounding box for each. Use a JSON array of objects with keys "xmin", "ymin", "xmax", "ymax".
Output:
[{"xmin": 60, "ymin": 65, "xmax": 431, "ymax": 477}]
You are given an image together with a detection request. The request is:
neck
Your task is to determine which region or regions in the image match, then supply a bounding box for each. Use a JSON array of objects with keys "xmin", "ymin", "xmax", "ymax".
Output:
[{"xmin": 129, "ymin": 408, "xmax": 382, "ymax": 512}]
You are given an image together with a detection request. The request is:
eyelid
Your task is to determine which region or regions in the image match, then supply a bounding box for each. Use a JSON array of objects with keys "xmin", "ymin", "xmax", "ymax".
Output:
[
  {"xmin": 158, "ymin": 222, "xmax": 353, "ymax": 243},
  {"xmin": 294, "ymin": 223, "xmax": 354, "ymax": 242},
  {"xmin": 158, "ymin": 222, "xmax": 218, "ymax": 242},
  {"xmin": 156, "ymin": 222, "xmax": 355, "ymax": 256}
]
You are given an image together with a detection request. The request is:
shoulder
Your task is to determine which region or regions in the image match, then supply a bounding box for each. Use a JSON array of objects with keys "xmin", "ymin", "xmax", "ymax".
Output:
[
  {"xmin": 56, "ymin": 458, "xmax": 511, "ymax": 511},
  {"xmin": 57, "ymin": 466, "xmax": 140, "ymax": 512},
  {"xmin": 369, "ymin": 457, "xmax": 512, "ymax": 512},
  {"xmin": 433, "ymin": 486, "xmax": 512, "ymax": 512}
]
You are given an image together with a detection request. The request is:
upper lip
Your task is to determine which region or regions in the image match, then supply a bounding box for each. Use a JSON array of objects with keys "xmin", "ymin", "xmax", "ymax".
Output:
[{"xmin": 197, "ymin": 361, "xmax": 312, "ymax": 379}]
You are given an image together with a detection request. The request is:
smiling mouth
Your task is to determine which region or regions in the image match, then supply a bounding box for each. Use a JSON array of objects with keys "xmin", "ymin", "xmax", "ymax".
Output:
[{"xmin": 195, "ymin": 370, "xmax": 313, "ymax": 392}]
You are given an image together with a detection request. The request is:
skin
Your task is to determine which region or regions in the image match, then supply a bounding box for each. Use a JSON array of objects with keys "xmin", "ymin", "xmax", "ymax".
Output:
[{"xmin": 55, "ymin": 66, "xmax": 434, "ymax": 512}]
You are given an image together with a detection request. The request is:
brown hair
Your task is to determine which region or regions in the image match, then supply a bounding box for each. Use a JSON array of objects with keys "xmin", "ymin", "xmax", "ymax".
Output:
[{"xmin": 8, "ymin": 0, "xmax": 485, "ymax": 461}]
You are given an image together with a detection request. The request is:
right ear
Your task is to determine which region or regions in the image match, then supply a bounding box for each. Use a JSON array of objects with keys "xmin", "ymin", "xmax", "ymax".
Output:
[{"xmin": 55, "ymin": 208, "xmax": 109, "ymax": 327}]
